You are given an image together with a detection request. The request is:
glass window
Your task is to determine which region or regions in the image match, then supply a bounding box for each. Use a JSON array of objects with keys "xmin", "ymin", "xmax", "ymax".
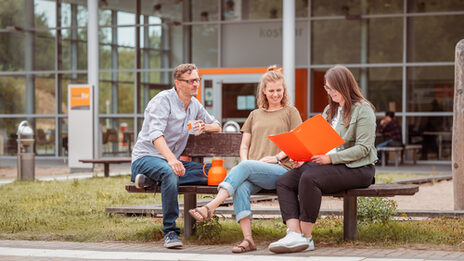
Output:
[
  {"xmin": 407, "ymin": 116, "xmax": 452, "ymax": 161},
  {"xmin": 0, "ymin": 76, "xmax": 26, "ymax": 114},
  {"xmin": 99, "ymin": 45, "xmax": 112, "ymax": 70},
  {"xmin": 62, "ymin": 2, "xmax": 88, "ymax": 27},
  {"xmin": 99, "ymin": 27, "xmax": 112, "ymax": 45},
  {"xmin": 408, "ymin": 0, "xmax": 464, "ymax": 13},
  {"xmin": 35, "ymin": 30, "xmax": 56, "ymax": 71},
  {"xmin": 140, "ymin": 71, "xmax": 172, "ymax": 112},
  {"xmin": 296, "ymin": 0, "xmax": 309, "ymax": 17},
  {"xmin": 192, "ymin": 25, "xmax": 218, "ymax": 68},
  {"xmin": 312, "ymin": 0, "xmax": 360, "ymax": 16},
  {"xmin": 0, "ymin": 1, "xmax": 24, "ymax": 27},
  {"xmin": 35, "ymin": 0, "xmax": 56, "ymax": 28},
  {"xmin": 407, "ymin": 66, "xmax": 454, "ymax": 112},
  {"xmin": 61, "ymin": 28, "xmax": 87, "ymax": 71},
  {"xmin": 141, "ymin": 0, "xmax": 182, "ymax": 23},
  {"xmin": 35, "ymin": 74, "xmax": 55, "ymax": 114},
  {"xmin": 59, "ymin": 118, "xmax": 68, "ymax": 156},
  {"xmin": 408, "ymin": 15, "xmax": 464, "ymax": 62},
  {"xmin": 76, "ymin": 5, "xmax": 88, "ymax": 27},
  {"xmin": 222, "ymin": 0, "xmax": 282, "ymax": 20},
  {"xmin": 100, "ymin": 1, "xmax": 135, "ymax": 21},
  {"xmin": 118, "ymin": 47, "xmax": 135, "ymax": 69},
  {"xmin": 367, "ymin": 67, "xmax": 402, "ymax": 112},
  {"xmin": 311, "ymin": 68, "xmax": 361, "ymax": 113},
  {"xmin": 35, "ymin": 118, "xmax": 55, "ymax": 156},
  {"xmin": 366, "ymin": 0, "xmax": 403, "ymax": 14},
  {"xmin": 170, "ymin": 24, "xmax": 185, "ymax": 67},
  {"xmin": 100, "ymin": 118, "xmax": 133, "ymax": 156},
  {"xmin": 0, "ymin": 118, "xmax": 26, "ymax": 155},
  {"xmin": 311, "ymin": 19, "xmax": 360, "ymax": 64},
  {"xmin": 99, "ymin": 72, "xmax": 134, "ymax": 114},
  {"xmin": 142, "ymin": 26, "xmax": 162, "ymax": 49},
  {"xmin": 118, "ymin": 11, "xmax": 136, "ymax": 26},
  {"xmin": 118, "ymin": 26, "xmax": 136, "ymax": 47},
  {"xmin": 0, "ymin": 31, "xmax": 25, "ymax": 71},
  {"xmin": 99, "ymin": 9, "xmax": 112, "ymax": 26},
  {"xmin": 368, "ymin": 18, "xmax": 403, "ymax": 63},
  {"xmin": 192, "ymin": 0, "xmax": 219, "ymax": 21}
]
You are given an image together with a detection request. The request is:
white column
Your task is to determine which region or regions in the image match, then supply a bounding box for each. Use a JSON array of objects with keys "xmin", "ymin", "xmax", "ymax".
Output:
[
  {"xmin": 283, "ymin": 0, "xmax": 295, "ymax": 105},
  {"xmin": 88, "ymin": 0, "xmax": 99, "ymax": 158}
]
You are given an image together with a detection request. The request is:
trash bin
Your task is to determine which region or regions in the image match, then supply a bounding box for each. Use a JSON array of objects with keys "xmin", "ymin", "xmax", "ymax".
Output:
[
  {"xmin": 17, "ymin": 120, "xmax": 35, "ymax": 180},
  {"xmin": 223, "ymin": 121, "xmax": 240, "ymax": 133}
]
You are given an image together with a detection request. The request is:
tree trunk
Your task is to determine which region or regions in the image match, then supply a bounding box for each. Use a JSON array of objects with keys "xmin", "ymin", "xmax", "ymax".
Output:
[{"xmin": 453, "ymin": 39, "xmax": 464, "ymax": 210}]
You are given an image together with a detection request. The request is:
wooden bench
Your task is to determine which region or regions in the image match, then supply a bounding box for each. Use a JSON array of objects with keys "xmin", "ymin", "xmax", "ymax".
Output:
[
  {"xmin": 79, "ymin": 157, "xmax": 131, "ymax": 177},
  {"xmin": 378, "ymin": 144, "xmax": 423, "ymax": 167},
  {"xmin": 403, "ymin": 144, "xmax": 422, "ymax": 164},
  {"xmin": 126, "ymin": 132, "xmax": 419, "ymax": 241},
  {"xmin": 378, "ymin": 147, "xmax": 403, "ymax": 167}
]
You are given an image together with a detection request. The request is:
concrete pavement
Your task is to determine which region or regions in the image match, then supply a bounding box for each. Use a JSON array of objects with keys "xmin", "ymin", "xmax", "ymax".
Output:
[{"xmin": 0, "ymin": 240, "xmax": 463, "ymax": 261}]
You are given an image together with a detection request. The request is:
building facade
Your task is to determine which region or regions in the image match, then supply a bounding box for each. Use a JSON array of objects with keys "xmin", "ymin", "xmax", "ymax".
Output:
[{"xmin": 0, "ymin": 0, "xmax": 463, "ymax": 163}]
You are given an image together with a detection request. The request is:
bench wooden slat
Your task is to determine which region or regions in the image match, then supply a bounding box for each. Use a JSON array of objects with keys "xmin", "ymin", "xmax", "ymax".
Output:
[{"xmin": 125, "ymin": 183, "xmax": 418, "ymax": 197}]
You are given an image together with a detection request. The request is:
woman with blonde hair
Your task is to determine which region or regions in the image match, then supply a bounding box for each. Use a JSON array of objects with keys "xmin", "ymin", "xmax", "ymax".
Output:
[
  {"xmin": 189, "ymin": 65, "xmax": 302, "ymax": 253},
  {"xmin": 269, "ymin": 65, "xmax": 377, "ymax": 253}
]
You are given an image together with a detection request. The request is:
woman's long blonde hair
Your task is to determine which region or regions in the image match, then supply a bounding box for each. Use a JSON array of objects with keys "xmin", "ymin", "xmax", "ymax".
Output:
[
  {"xmin": 325, "ymin": 65, "xmax": 375, "ymax": 127},
  {"xmin": 257, "ymin": 65, "xmax": 290, "ymax": 109}
]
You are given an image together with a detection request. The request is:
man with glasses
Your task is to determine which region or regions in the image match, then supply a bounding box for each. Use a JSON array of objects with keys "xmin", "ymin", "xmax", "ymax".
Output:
[{"xmin": 131, "ymin": 63, "xmax": 221, "ymax": 249}]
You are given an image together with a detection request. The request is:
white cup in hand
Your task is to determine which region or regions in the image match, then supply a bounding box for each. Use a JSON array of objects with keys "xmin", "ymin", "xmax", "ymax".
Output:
[{"xmin": 188, "ymin": 120, "xmax": 201, "ymax": 135}]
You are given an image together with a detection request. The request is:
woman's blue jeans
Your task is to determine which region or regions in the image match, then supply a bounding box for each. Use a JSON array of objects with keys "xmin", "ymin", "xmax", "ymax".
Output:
[
  {"xmin": 218, "ymin": 160, "xmax": 287, "ymax": 222},
  {"xmin": 131, "ymin": 156, "xmax": 210, "ymax": 235}
]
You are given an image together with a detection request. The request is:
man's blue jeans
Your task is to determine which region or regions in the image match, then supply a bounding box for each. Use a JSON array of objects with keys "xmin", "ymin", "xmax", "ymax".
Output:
[
  {"xmin": 218, "ymin": 160, "xmax": 287, "ymax": 222},
  {"xmin": 376, "ymin": 139, "xmax": 393, "ymax": 160},
  {"xmin": 131, "ymin": 156, "xmax": 210, "ymax": 235}
]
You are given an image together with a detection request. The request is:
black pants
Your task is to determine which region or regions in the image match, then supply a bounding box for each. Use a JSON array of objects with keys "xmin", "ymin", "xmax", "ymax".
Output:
[{"xmin": 275, "ymin": 162, "xmax": 375, "ymax": 223}]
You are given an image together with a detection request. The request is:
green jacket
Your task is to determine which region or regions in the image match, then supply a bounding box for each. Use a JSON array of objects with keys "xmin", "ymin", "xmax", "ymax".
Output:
[{"xmin": 322, "ymin": 101, "xmax": 378, "ymax": 168}]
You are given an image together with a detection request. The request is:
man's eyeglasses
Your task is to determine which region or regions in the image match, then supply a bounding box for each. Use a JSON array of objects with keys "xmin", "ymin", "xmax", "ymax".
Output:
[
  {"xmin": 178, "ymin": 78, "xmax": 201, "ymax": 85},
  {"xmin": 324, "ymin": 85, "xmax": 335, "ymax": 93}
]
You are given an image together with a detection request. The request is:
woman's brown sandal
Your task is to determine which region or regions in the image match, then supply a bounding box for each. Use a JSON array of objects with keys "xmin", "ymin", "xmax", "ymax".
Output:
[
  {"xmin": 231, "ymin": 238, "xmax": 257, "ymax": 253},
  {"xmin": 188, "ymin": 205, "xmax": 212, "ymax": 222}
]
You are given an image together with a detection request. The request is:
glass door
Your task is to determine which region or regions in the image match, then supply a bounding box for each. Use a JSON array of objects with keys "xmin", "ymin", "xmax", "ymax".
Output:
[{"xmin": 201, "ymin": 74, "xmax": 261, "ymax": 126}]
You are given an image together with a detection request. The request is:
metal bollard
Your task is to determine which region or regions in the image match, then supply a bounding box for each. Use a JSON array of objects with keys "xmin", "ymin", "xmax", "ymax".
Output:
[{"xmin": 17, "ymin": 121, "xmax": 35, "ymax": 180}]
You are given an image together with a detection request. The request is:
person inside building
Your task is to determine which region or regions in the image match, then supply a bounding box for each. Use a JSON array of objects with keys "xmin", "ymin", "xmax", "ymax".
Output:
[
  {"xmin": 188, "ymin": 66, "xmax": 302, "ymax": 253},
  {"xmin": 376, "ymin": 110, "xmax": 403, "ymax": 160},
  {"xmin": 131, "ymin": 63, "xmax": 221, "ymax": 249},
  {"xmin": 269, "ymin": 65, "xmax": 377, "ymax": 253}
]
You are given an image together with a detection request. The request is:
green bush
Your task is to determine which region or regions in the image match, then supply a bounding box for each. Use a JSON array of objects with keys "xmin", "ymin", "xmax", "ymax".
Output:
[
  {"xmin": 193, "ymin": 216, "xmax": 222, "ymax": 242},
  {"xmin": 357, "ymin": 197, "xmax": 397, "ymax": 224}
]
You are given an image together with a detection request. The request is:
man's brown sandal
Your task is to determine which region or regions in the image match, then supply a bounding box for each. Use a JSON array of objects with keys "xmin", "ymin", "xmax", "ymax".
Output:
[
  {"xmin": 231, "ymin": 238, "xmax": 257, "ymax": 253},
  {"xmin": 188, "ymin": 205, "xmax": 212, "ymax": 222}
]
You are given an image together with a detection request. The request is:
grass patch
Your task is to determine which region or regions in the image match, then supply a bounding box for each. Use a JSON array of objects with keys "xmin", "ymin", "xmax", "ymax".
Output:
[
  {"xmin": 1, "ymin": 175, "xmax": 463, "ymax": 251},
  {"xmin": 375, "ymin": 173, "xmax": 435, "ymax": 184},
  {"xmin": 0, "ymin": 175, "xmax": 164, "ymax": 242}
]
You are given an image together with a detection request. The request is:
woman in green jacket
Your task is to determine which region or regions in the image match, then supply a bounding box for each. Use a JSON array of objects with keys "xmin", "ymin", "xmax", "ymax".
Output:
[{"xmin": 269, "ymin": 65, "xmax": 377, "ymax": 253}]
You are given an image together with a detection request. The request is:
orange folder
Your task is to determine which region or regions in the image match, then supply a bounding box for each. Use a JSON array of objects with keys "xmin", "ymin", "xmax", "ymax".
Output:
[{"xmin": 268, "ymin": 114, "xmax": 345, "ymax": 161}]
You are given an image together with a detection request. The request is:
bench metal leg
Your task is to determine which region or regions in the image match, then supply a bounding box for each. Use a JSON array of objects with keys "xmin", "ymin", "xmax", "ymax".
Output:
[
  {"xmin": 394, "ymin": 152, "xmax": 399, "ymax": 168},
  {"xmin": 104, "ymin": 163, "xmax": 109, "ymax": 177},
  {"xmin": 183, "ymin": 192, "xmax": 196, "ymax": 238},
  {"xmin": 343, "ymin": 196, "xmax": 357, "ymax": 241},
  {"xmin": 412, "ymin": 149, "xmax": 417, "ymax": 164},
  {"xmin": 381, "ymin": 151, "xmax": 386, "ymax": 167}
]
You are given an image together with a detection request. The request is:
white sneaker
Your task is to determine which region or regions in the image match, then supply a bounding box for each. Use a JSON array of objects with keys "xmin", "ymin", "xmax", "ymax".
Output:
[
  {"xmin": 268, "ymin": 230, "xmax": 309, "ymax": 253},
  {"xmin": 304, "ymin": 236, "xmax": 315, "ymax": 251}
]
